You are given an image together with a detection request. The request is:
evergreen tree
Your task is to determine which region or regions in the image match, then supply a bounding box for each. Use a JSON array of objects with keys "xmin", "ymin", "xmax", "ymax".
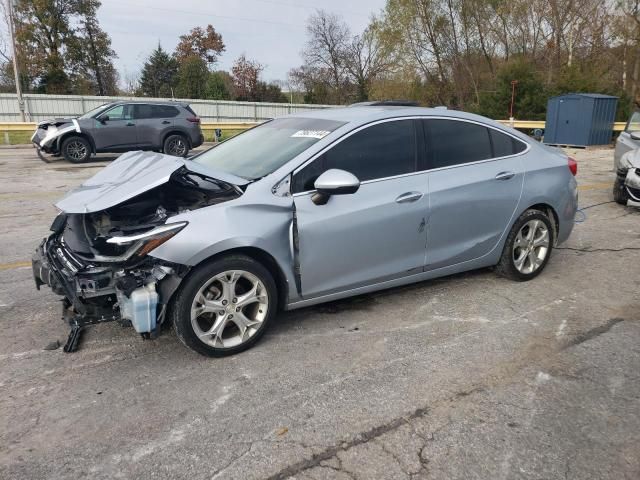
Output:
[
  {"xmin": 175, "ymin": 56, "xmax": 209, "ymax": 99},
  {"xmin": 139, "ymin": 45, "xmax": 179, "ymax": 97}
]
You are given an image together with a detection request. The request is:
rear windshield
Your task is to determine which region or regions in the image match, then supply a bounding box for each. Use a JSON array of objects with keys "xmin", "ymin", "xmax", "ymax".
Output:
[{"xmin": 193, "ymin": 117, "xmax": 345, "ymax": 180}]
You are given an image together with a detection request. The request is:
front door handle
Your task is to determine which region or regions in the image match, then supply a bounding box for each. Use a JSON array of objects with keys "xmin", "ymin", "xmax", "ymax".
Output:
[
  {"xmin": 495, "ymin": 171, "xmax": 515, "ymax": 181},
  {"xmin": 162, "ymin": 120, "xmax": 171, "ymax": 124},
  {"xmin": 395, "ymin": 191, "xmax": 423, "ymax": 204},
  {"xmin": 126, "ymin": 122, "xmax": 135, "ymax": 127}
]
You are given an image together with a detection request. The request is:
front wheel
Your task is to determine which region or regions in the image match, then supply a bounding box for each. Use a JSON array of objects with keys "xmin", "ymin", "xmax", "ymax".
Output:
[
  {"xmin": 171, "ymin": 255, "xmax": 277, "ymax": 357},
  {"xmin": 61, "ymin": 136, "xmax": 91, "ymax": 163},
  {"xmin": 495, "ymin": 209, "xmax": 554, "ymax": 281},
  {"xmin": 163, "ymin": 134, "xmax": 189, "ymax": 157}
]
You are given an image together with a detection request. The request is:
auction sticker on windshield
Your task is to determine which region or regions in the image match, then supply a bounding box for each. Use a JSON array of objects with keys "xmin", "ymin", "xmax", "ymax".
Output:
[{"xmin": 291, "ymin": 130, "xmax": 331, "ymax": 139}]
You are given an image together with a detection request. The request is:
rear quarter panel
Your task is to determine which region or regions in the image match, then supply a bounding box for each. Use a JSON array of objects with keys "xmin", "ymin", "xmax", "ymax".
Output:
[{"xmin": 519, "ymin": 144, "xmax": 577, "ymax": 244}]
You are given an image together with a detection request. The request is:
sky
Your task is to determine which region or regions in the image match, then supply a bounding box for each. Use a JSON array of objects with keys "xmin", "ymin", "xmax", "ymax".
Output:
[{"xmin": 97, "ymin": 0, "xmax": 388, "ymax": 86}]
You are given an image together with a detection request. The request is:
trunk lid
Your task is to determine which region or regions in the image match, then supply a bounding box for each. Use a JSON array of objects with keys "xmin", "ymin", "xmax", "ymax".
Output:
[{"xmin": 56, "ymin": 150, "xmax": 249, "ymax": 214}]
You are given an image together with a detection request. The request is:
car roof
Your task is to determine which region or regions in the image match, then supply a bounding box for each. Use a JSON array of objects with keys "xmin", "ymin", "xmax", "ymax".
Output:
[
  {"xmin": 286, "ymin": 105, "xmax": 506, "ymax": 128},
  {"xmin": 107, "ymin": 100, "xmax": 189, "ymax": 107}
]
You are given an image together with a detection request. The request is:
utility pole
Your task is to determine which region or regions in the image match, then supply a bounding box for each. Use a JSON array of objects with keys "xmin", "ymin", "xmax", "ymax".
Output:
[
  {"xmin": 509, "ymin": 80, "xmax": 518, "ymax": 125},
  {"xmin": 6, "ymin": 0, "xmax": 25, "ymax": 121}
]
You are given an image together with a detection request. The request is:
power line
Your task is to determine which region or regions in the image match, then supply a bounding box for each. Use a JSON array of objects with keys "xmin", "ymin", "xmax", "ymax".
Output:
[{"xmin": 108, "ymin": 0, "xmax": 306, "ymax": 29}]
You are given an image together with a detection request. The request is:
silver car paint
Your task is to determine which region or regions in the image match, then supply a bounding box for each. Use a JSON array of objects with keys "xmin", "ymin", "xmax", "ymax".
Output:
[
  {"xmin": 55, "ymin": 151, "xmax": 248, "ymax": 213},
  {"xmin": 56, "ymin": 106, "xmax": 578, "ymax": 310}
]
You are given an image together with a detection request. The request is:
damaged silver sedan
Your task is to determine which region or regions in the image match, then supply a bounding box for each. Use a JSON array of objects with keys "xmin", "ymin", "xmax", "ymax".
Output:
[
  {"xmin": 613, "ymin": 148, "xmax": 640, "ymax": 207},
  {"xmin": 33, "ymin": 105, "xmax": 577, "ymax": 356}
]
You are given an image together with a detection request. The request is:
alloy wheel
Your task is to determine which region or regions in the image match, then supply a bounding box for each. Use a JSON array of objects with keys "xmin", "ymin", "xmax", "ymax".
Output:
[
  {"xmin": 190, "ymin": 270, "xmax": 268, "ymax": 348},
  {"xmin": 66, "ymin": 141, "xmax": 87, "ymax": 161},
  {"xmin": 512, "ymin": 219, "xmax": 550, "ymax": 274},
  {"xmin": 167, "ymin": 138, "xmax": 186, "ymax": 156}
]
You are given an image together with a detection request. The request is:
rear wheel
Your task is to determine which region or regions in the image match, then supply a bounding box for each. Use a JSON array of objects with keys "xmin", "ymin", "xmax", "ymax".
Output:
[
  {"xmin": 164, "ymin": 134, "xmax": 189, "ymax": 157},
  {"xmin": 613, "ymin": 176, "xmax": 629, "ymax": 205},
  {"xmin": 171, "ymin": 255, "xmax": 277, "ymax": 357},
  {"xmin": 496, "ymin": 209, "xmax": 554, "ymax": 281},
  {"xmin": 61, "ymin": 136, "xmax": 91, "ymax": 163}
]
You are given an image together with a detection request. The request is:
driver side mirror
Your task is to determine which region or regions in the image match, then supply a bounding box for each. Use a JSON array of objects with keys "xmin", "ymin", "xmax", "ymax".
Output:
[
  {"xmin": 630, "ymin": 132, "xmax": 640, "ymax": 141},
  {"xmin": 311, "ymin": 169, "xmax": 360, "ymax": 205},
  {"xmin": 97, "ymin": 115, "xmax": 109, "ymax": 124}
]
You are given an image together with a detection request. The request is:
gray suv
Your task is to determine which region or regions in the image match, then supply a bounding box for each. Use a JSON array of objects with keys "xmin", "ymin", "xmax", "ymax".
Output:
[{"xmin": 31, "ymin": 101, "xmax": 204, "ymax": 163}]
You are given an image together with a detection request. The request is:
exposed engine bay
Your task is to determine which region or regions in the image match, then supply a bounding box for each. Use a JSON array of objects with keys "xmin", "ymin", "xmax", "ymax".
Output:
[{"xmin": 32, "ymin": 165, "xmax": 243, "ymax": 352}]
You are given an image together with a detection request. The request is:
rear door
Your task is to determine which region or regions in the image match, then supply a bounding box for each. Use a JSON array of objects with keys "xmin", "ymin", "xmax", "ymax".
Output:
[
  {"xmin": 134, "ymin": 104, "xmax": 179, "ymax": 149},
  {"xmin": 92, "ymin": 104, "xmax": 137, "ymax": 150},
  {"xmin": 423, "ymin": 119, "xmax": 525, "ymax": 270},
  {"xmin": 292, "ymin": 119, "xmax": 429, "ymax": 298}
]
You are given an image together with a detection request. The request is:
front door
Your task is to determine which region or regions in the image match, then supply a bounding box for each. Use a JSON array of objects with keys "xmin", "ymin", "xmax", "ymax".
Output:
[
  {"xmin": 292, "ymin": 119, "xmax": 429, "ymax": 299},
  {"xmin": 92, "ymin": 103, "xmax": 137, "ymax": 150},
  {"xmin": 423, "ymin": 119, "xmax": 525, "ymax": 270}
]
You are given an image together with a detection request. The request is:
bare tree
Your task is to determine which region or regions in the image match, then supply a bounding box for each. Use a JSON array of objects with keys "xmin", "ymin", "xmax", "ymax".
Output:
[
  {"xmin": 342, "ymin": 24, "xmax": 394, "ymax": 101},
  {"xmin": 302, "ymin": 10, "xmax": 350, "ymax": 102}
]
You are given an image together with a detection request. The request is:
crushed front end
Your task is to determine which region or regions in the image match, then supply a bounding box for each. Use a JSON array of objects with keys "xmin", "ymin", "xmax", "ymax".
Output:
[{"xmin": 32, "ymin": 161, "xmax": 243, "ymax": 352}]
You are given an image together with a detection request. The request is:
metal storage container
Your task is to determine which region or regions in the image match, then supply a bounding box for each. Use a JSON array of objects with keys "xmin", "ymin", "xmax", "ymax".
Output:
[{"xmin": 544, "ymin": 93, "xmax": 618, "ymax": 147}]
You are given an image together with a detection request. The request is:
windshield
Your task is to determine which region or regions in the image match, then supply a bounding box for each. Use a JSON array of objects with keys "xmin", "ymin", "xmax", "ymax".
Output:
[
  {"xmin": 79, "ymin": 104, "xmax": 110, "ymax": 119},
  {"xmin": 193, "ymin": 117, "xmax": 345, "ymax": 180}
]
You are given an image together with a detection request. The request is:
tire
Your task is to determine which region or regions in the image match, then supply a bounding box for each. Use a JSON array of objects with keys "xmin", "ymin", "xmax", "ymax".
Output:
[
  {"xmin": 163, "ymin": 134, "xmax": 189, "ymax": 157},
  {"xmin": 61, "ymin": 136, "xmax": 91, "ymax": 163},
  {"xmin": 495, "ymin": 209, "xmax": 554, "ymax": 282},
  {"xmin": 171, "ymin": 255, "xmax": 277, "ymax": 357},
  {"xmin": 613, "ymin": 176, "xmax": 629, "ymax": 205}
]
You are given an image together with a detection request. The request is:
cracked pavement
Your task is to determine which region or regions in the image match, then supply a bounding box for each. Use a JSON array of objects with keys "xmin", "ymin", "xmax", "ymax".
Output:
[{"xmin": 0, "ymin": 146, "xmax": 638, "ymax": 479}]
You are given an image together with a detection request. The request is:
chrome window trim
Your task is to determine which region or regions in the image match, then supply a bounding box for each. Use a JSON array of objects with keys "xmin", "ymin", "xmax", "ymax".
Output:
[{"xmin": 287, "ymin": 115, "xmax": 531, "ymax": 196}]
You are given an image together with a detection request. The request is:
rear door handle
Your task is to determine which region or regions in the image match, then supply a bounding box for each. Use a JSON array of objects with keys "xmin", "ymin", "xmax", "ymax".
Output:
[
  {"xmin": 162, "ymin": 120, "xmax": 171, "ymax": 124},
  {"xmin": 395, "ymin": 191, "xmax": 424, "ymax": 204},
  {"xmin": 495, "ymin": 171, "xmax": 515, "ymax": 181},
  {"xmin": 126, "ymin": 122, "xmax": 135, "ymax": 127}
]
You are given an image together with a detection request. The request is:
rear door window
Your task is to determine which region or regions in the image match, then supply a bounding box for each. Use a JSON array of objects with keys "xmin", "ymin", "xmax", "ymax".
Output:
[
  {"xmin": 425, "ymin": 119, "xmax": 492, "ymax": 169},
  {"xmin": 292, "ymin": 119, "xmax": 417, "ymax": 193},
  {"xmin": 490, "ymin": 129, "xmax": 527, "ymax": 157},
  {"xmin": 134, "ymin": 105, "xmax": 179, "ymax": 119}
]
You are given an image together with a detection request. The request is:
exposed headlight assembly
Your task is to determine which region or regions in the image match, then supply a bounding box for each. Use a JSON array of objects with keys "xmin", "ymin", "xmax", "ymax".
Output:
[{"xmin": 104, "ymin": 221, "xmax": 188, "ymax": 259}]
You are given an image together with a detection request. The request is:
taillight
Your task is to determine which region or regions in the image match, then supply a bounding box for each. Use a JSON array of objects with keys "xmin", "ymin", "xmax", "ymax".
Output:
[
  {"xmin": 186, "ymin": 117, "xmax": 200, "ymax": 124},
  {"xmin": 567, "ymin": 156, "xmax": 577, "ymax": 176}
]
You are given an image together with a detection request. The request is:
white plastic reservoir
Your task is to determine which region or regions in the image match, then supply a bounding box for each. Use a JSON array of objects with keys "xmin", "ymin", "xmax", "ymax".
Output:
[{"xmin": 122, "ymin": 283, "xmax": 158, "ymax": 333}]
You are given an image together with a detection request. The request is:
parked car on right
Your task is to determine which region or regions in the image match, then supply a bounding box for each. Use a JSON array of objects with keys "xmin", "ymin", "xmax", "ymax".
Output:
[{"xmin": 613, "ymin": 110, "xmax": 640, "ymax": 205}]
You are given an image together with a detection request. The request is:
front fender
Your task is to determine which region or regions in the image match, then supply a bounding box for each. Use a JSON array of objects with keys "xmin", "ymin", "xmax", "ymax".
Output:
[{"xmin": 149, "ymin": 193, "xmax": 299, "ymax": 301}]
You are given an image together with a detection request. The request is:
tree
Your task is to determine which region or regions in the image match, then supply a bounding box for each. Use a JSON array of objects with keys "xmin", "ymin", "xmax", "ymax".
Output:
[
  {"xmin": 73, "ymin": 0, "xmax": 118, "ymax": 95},
  {"xmin": 12, "ymin": 0, "xmax": 117, "ymax": 94},
  {"xmin": 13, "ymin": 0, "xmax": 76, "ymax": 93},
  {"xmin": 175, "ymin": 56, "xmax": 209, "ymax": 98},
  {"xmin": 139, "ymin": 44, "xmax": 179, "ymax": 97},
  {"xmin": 256, "ymin": 81, "xmax": 287, "ymax": 102},
  {"xmin": 342, "ymin": 24, "xmax": 393, "ymax": 101},
  {"xmin": 302, "ymin": 10, "xmax": 350, "ymax": 103},
  {"xmin": 231, "ymin": 54, "xmax": 263, "ymax": 101},
  {"xmin": 175, "ymin": 25, "xmax": 225, "ymax": 67},
  {"xmin": 206, "ymin": 70, "xmax": 234, "ymax": 99}
]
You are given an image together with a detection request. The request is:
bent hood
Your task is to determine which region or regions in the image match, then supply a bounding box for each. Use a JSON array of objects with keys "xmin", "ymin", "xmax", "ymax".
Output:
[{"xmin": 56, "ymin": 150, "xmax": 249, "ymax": 214}]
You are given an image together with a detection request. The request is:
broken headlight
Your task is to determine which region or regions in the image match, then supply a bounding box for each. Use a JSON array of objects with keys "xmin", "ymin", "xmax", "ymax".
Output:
[{"xmin": 106, "ymin": 221, "xmax": 188, "ymax": 258}]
